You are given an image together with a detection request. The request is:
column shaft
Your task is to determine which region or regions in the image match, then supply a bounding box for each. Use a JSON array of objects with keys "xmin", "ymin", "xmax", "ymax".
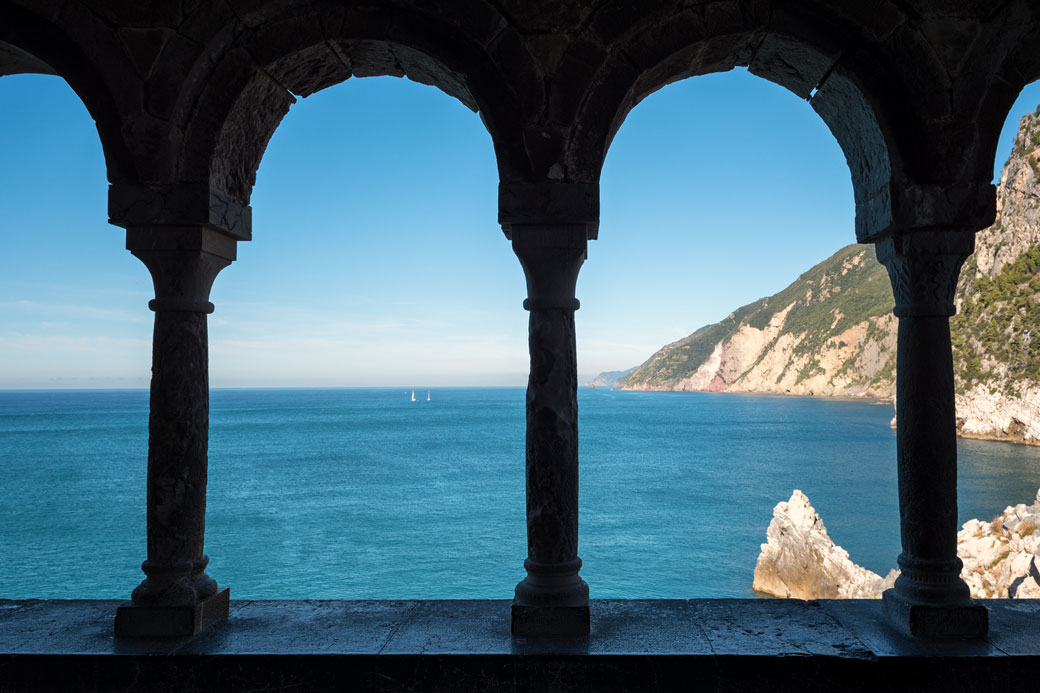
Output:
[
  {"xmin": 134, "ymin": 309, "xmax": 217, "ymax": 606},
  {"xmin": 524, "ymin": 308, "xmax": 579, "ymax": 567},
  {"xmin": 876, "ymin": 230, "xmax": 987, "ymax": 637},
  {"xmin": 115, "ymin": 226, "xmax": 234, "ymax": 638},
  {"xmin": 511, "ymin": 224, "xmax": 590, "ymax": 637},
  {"xmin": 893, "ymin": 315, "xmax": 964, "ymax": 596}
]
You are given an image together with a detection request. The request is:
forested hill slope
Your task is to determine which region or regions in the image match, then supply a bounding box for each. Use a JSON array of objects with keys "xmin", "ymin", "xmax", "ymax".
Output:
[{"xmin": 623, "ymin": 244, "xmax": 897, "ymax": 398}]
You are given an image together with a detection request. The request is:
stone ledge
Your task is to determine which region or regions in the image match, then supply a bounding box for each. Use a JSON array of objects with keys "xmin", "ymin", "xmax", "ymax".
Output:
[{"xmin": 1, "ymin": 599, "xmax": 1038, "ymax": 691}]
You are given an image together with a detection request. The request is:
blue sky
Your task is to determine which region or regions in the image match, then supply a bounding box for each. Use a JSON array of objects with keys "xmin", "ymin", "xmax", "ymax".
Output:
[{"xmin": 1, "ymin": 70, "xmax": 1039, "ymax": 389}]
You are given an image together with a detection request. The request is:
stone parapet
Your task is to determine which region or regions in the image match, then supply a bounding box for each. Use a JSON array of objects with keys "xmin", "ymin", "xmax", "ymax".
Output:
[{"xmin": 2, "ymin": 599, "xmax": 1040, "ymax": 690}]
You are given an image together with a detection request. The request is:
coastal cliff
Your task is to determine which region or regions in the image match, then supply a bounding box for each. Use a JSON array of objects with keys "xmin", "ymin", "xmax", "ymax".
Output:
[
  {"xmin": 614, "ymin": 107, "xmax": 1040, "ymax": 444},
  {"xmin": 622, "ymin": 245, "xmax": 896, "ymax": 398},
  {"xmin": 586, "ymin": 367, "xmax": 635, "ymax": 388},
  {"xmin": 754, "ymin": 489, "xmax": 1040, "ymax": 600},
  {"xmin": 952, "ymin": 109, "xmax": 1040, "ymax": 444}
]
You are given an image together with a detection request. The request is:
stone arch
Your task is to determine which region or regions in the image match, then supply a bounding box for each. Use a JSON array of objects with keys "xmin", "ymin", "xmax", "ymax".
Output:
[
  {"xmin": 564, "ymin": 2, "xmax": 923, "ymax": 242},
  {"xmin": 0, "ymin": 2, "xmax": 134, "ymax": 184},
  {"xmin": 968, "ymin": 12, "xmax": 1040, "ymax": 190},
  {"xmin": 176, "ymin": 0, "xmax": 538, "ymax": 219}
]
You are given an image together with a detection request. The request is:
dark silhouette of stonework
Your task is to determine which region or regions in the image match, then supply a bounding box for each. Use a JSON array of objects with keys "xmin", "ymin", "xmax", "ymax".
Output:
[{"xmin": 2, "ymin": 0, "xmax": 1040, "ymax": 688}]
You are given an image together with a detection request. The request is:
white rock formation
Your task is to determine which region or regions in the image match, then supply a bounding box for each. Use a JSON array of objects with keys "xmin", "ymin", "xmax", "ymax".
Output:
[
  {"xmin": 755, "ymin": 489, "xmax": 1040, "ymax": 600},
  {"xmin": 955, "ymin": 382, "xmax": 1040, "ymax": 445},
  {"xmin": 752, "ymin": 490, "xmax": 897, "ymax": 599},
  {"xmin": 957, "ymin": 488, "xmax": 1040, "ymax": 598}
]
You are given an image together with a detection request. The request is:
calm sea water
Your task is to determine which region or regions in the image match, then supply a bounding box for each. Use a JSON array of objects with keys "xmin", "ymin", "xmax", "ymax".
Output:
[{"xmin": 1, "ymin": 388, "xmax": 1038, "ymax": 599}]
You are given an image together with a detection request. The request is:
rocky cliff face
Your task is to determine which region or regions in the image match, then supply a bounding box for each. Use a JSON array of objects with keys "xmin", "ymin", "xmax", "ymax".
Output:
[
  {"xmin": 623, "ymin": 107, "xmax": 1040, "ymax": 444},
  {"xmin": 755, "ymin": 489, "xmax": 1040, "ymax": 600},
  {"xmin": 623, "ymin": 245, "xmax": 897, "ymax": 398},
  {"xmin": 951, "ymin": 108, "xmax": 1040, "ymax": 444}
]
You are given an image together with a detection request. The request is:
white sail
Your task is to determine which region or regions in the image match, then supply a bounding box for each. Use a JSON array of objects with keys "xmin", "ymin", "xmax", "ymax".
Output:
[
  {"xmin": 411, "ymin": 390, "xmax": 415, "ymax": 402},
  {"xmin": 427, "ymin": 391, "xmax": 430, "ymax": 401}
]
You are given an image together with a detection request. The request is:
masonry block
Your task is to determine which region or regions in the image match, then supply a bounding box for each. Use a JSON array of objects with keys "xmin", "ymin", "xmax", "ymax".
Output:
[{"xmin": 115, "ymin": 588, "xmax": 230, "ymax": 639}]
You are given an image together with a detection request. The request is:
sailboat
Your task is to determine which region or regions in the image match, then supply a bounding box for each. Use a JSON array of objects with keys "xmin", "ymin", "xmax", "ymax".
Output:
[
  {"xmin": 427, "ymin": 391, "xmax": 431, "ymax": 401},
  {"xmin": 411, "ymin": 390, "xmax": 415, "ymax": 402}
]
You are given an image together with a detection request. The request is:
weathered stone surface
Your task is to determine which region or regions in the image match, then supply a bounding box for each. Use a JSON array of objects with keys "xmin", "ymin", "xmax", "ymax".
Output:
[
  {"xmin": 207, "ymin": 65, "xmax": 295, "ymax": 207},
  {"xmin": 523, "ymin": 307, "xmax": 580, "ymax": 565},
  {"xmin": 882, "ymin": 589, "xmax": 989, "ymax": 638},
  {"xmin": 499, "ymin": 183, "xmax": 598, "ymax": 237},
  {"xmin": 130, "ymin": 307, "xmax": 219, "ymax": 609},
  {"xmin": 8, "ymin": 599, "xmax": 1040, "ymax": 690},
  {"xmin": 753, "ymin": 490, "xmax": 898, "ymax": 599},
  {"xmin": 115, "ymin": 588, "xmax": 229, "ymax": 639},
  {"xmin": 888, "ymin": 183, "xmax": 997, "ymax": 235},
  {"xmin": 876, "ymin": 230, "xmax": 975, "ymax": 318},
  {"xmin": 110, "ymin": 184, "xmax": 252, "ymax": 239}
]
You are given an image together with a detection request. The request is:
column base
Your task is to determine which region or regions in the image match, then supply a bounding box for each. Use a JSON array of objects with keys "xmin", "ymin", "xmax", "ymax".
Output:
[
  {"xmin": 115, "ymin": 587, "xmax": 230, "ymax": 638},
  {"xmin": 882, "ymin": 589, "xmax": 988, "ymax": 638},
  {"xmin": 512, "ymin": 603, "xmax": 590, "ymax": 637}
]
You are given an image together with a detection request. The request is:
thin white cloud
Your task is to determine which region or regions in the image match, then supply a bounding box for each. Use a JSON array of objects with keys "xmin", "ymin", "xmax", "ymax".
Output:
[
  {"xmin": 0, "ymin": 332, "xmax": 150, "ymax": 352},
  {"xmin": 0, "ymin": 299, "xmax": 148, "ymax": 323},
  {"xmin": 209, "ymin": 327, "xmax": 529, "ymax": 386}
]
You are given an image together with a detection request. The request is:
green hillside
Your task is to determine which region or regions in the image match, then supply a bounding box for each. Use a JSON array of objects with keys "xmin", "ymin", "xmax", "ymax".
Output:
[
  {"xmin": 624, "ymin": 244, "xmax": 893, "ymax": 390},
  {"xmin": 953, "ymin": 242, "xmax": 1040, "ymax": 392}
]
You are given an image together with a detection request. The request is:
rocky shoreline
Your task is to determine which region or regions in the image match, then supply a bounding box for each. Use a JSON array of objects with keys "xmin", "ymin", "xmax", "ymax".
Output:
[{"xmin": 754, "ymin": 489, "xmax": 1040, "ymax": 599}]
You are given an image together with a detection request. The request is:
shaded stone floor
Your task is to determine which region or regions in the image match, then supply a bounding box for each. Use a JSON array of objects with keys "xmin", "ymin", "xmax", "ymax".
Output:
[{"xmin": 1, "ymin": 598, "xmax": 1038, "ymax": 690}]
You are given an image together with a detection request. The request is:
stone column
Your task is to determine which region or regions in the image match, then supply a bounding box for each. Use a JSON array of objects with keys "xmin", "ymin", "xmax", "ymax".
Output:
[
  {"xmin": 114, "ymin": 225, "xmax": 234, "ymax": 638},
  {"xmin": 876, "ymin": 230, "xmax": 987, "ymax": 638},
  {"xmin": 510, "ymin": 224, "xmax": 590, "ymax": 637}
]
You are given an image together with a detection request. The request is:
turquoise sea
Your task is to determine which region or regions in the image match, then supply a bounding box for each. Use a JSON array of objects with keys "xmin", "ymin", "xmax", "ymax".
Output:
[{"xmin": 1, "ymin": 387, "xmax": 1038, "ymax": 599}]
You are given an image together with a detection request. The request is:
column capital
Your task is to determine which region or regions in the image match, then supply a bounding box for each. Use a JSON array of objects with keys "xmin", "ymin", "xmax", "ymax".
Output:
[
  {"xmin": 499, "ymin": 182, "xmax": 599, "ymax": 239},
  {"xmin": 511, "ymin": 224, "xmax": 587, "ymax": 311},
  {"xmin": 127, "ymin": 226, "xmax": 236, "ymax": 313},
  {"xmin": 859, "ymin": 181, "xmax": 996, "ymax": 243},
  {"xmin": 874, "ymin": 230, "xmax": 975, "ymax": 318},
  {"xmin": 110, "ymin": 183, "xmax": 252, "ymax": 240}
]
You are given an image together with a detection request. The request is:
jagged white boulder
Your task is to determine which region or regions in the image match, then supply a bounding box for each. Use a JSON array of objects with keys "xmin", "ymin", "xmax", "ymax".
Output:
[
  {"xmin": 752, "ymin": 490, "xmax": 896, "ymax": 599},
  {"xmin": 754, "ymin": 488, "xmax": 1040, "ymax": 600}
]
